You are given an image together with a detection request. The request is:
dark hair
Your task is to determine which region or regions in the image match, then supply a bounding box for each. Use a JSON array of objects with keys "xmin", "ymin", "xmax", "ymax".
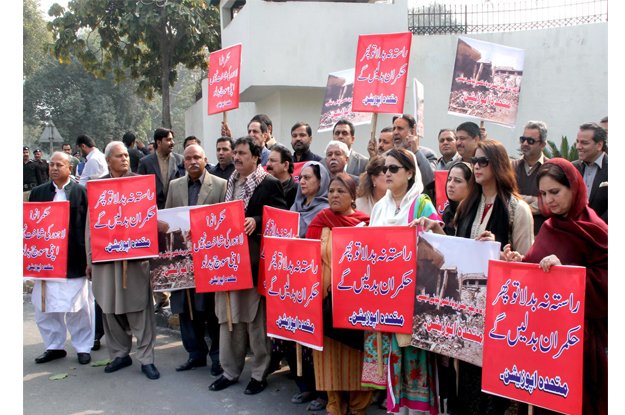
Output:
[
  {"xmin": 234, "ymin": 136, "xmax": 262, "ymax": 165},
  {"xmin": 456, "ymin": 121, "xmax": 481, "ymax": 139},
  {"xmin": 438, "ymin": 129, "xmax": 456, "ymax": 139},
  {"xmin": 216, "ymin": 136, "xmax": 234, "ymax": 148},
  {"xmin": 306, "ymin": 163, "xmax": 321, "ymax": 182},
  {"xmin": 536, "ymin": 162, "xmax": 570, "ymax": 189},
  {"xmin": 62, "ymin": 142, "xmax": 72, "ymax": 148},
  {"xmin": 154, "ymin": 128, "xmax": 173, "ymax": 146},
  {"xmin": 122, "ymin": 131, "xmax": 136, "ymax": 147},
  {"xmin": 291, "ymin": 122, "xmax": 312, "ymax": 137},
  {"xmin": 579, "ymin": 122, "xmax": 607, "ymax": 152},
  {"xmin": 251, "ymin": 114, "xmax": 272, "ymax": 129},
  {"xmin": 357, "ymin": 155, "xmax": 385, "ymax": 198},
  {"xmin": 270, "ymin": 144, "xmax": 294, "ymax": 174},
  {"xmin": 380, "ymin": 126, "xmax": 393, "ymax": 134},
  {"xmin": 333, "ymin": 119, "xmax": 355, "ymax": 136},
  {"xmin": 248, "ymin": 119, "xmax": 268, "ymax": 134},
  {"xmin": 330, "ymin": 172, "xmax": 358, "ymax": 208},
  {"xmin": 392, "ymin": 114, "xmax": 416, "ymax": 129},
  {"xmin": 76, "ymin": 134, "xmax": 95, "ymax": 148},
  {"xmin": 446, "ymin": 161, "xmax": 475, "ymax": 228},
  {"xmin": 386, "ymin": 148, "xmax": 417, "ymax": 190},
  {"xmin": 600, "ymin": 115, "xmax": 608, "ymax": 124},
  {"xmin": 455, "ymin": 140, "xmax": 519, "ymax": 222},
  {"xmin": 184, "ymin": 136, "xmax": 200, "ymax": 147},
  {"xmin": 523, "ymin": 121, "xmax": 548, "ymax": 142}
]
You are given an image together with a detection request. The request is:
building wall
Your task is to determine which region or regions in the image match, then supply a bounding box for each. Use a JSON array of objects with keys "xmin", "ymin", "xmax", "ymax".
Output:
[{"xmin": 186, "ymin": 1, "xmax": 607, "ymax": 164}]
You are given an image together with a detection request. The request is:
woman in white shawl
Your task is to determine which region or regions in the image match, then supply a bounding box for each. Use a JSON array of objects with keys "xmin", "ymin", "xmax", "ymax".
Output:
[{"xmin": 363, "ymin": 148, "xmax": 441, "ymax": 413}]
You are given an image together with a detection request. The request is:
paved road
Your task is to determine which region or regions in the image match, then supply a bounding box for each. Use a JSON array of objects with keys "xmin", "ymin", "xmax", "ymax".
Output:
[{"xmin": 23, "ymin": 298, "xmax": 387, "ymax": 415}]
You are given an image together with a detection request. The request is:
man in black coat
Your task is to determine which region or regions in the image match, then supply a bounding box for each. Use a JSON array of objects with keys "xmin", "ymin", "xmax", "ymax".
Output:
[
  {"xmin": 209, "ymin": 136, "xmax": 287, "ymax": 396},
  {"xmin": 28, "ymin": 151, "xmax": 93, "ymax": 365}
]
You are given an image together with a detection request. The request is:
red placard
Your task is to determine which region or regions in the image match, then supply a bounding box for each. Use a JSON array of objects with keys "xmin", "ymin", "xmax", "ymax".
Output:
[
  {"xmin": 265, "ymin": 236, "xmax": 323, "ymax": 350},
  {"xmin": 435, "ymin": 170, "xmax": 449, "ymax": 217},
  {"xmin": 482, "ymin": 260, "xmax": 586, "ymax": 415},
  {"xmin": 352, "ymin": 32, "xmax": 412, "ymax": 114},
  {"xmin": 207, "ymin": 44, "xmax": 242, "ymax": 115},
  {"xmin": 87, "ymin": 175, "xmax": 159, "ymax": 262},
  {"xmin": 189, "ymin": 200, "xmax": 253, "ymax": 293},
  {"xmin": 331, "ymin": 226, "xmax": 416, "ymax": 334},
  {"xmin": 23, "ymin": 201, "xmax": 69, "ymax": 279},
  {"xmin": 258, "ymin": 206, "xmax": 300, "ymax": 296}
]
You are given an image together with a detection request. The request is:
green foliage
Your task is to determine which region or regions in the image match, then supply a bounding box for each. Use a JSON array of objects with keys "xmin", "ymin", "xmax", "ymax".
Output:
[
  {"xmin": 543, "ymin": 136, "xmax": 578, "ymax": 161},
  {"xmin": 23, "ymin": 0, "xmax": 53, "ymax": 79},
  {"xmin": 46, "ymin": 0, "xmax": 220, "ymax": 127}
]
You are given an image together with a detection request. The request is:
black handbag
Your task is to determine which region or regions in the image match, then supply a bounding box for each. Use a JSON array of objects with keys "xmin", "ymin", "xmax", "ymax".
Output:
[{"xmin": 322, "ymin": 293, "xmax": 364, "ymax": 351}]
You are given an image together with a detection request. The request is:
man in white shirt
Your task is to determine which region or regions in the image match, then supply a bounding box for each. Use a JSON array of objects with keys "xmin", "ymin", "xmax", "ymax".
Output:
[{"xmin": 76, "ymin": 135, "xmax": 108, "ymax": 186}]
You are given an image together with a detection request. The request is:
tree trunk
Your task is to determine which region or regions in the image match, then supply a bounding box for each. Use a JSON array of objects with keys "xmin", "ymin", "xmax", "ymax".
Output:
[{"xmin": 159, "ymin": 7, "xmax": 172, "ymax": 128}]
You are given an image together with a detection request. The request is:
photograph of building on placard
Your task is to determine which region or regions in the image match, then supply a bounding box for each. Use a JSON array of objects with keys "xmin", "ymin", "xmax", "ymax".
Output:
[{"xmin": 411, "ymin": 232, "xmax": 500, "ymax": 367}]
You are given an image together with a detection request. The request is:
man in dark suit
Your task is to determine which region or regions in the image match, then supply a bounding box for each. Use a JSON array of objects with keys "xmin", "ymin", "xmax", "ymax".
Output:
[
  {"xmin": 123, "ymin": 131, "xmax": 148, "ymax": 173},
  {"xmin": 573, "ymin": 122, "xmax": 608, "ymax": 223},
  {"xmin": 137, "ymin": 127, "xmax": 184, "ymax": 310},
  {"xmin": 164, "ymin": 144, "xmax": 227, "ymax": 376},
  {"xmin": 209, "ymin": 136, "xmax": 287, "ymax": 396},
  {"xmin": 29, "ymin": 151, "xmax": 93, "ymax": 365},
  {"xmin": 332, "ymin": 119, "xmax": 369, "ymax": 176}
]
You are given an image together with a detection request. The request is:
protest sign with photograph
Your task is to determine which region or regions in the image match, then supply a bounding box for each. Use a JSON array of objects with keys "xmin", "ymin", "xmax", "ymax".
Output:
[
  {"xmin": 189, "ymin": 200, "xmax": 253, "ymax": 293},
  {"xmin": 258, "ymin": 206, "xmax": 300, "ymax": 296},
  {"xmin": 448, "ymin": 37, "xmax": 524, "ymax": 127},
  {"xmin": 149, "ymin": 206, "xmax": 195, "ymax": 292},
  {"xmin": 207, "ymin": 44, "xmax": 242, "ymax": 115},
  {"xmin": 411, "ymin": 232, "xmax": 500, "ymax": 366},
  {"xmin": 264, "ymin": 236, "xmax": 323, "ymax": 350},
  {"xmin": 23, "ymin": 201, "xmax": 69, "ymax": 279},
  {"xmin": 318, "ymin": 68, "xmax": 372, "ymax": 132},
  {"xmin": 352, "ymin": 32, "xmax": 412, "ymax": 114},
  {"xmin": 331, "ymin": 226, "xmax": 417, "ymax": 334},
  {"xmin": 87, "ymin": 175, "xmax": 159, "ymax": 262},
  {"xmin": 482, "ymin": 260, "xmax": 586, "ymax": 415}
]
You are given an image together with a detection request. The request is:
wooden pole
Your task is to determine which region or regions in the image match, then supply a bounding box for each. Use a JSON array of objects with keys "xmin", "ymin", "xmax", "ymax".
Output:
[
  {"xmin": 223, "ymin": 110, "xmax": 228, "ymax": 125},
  {"xmin": 186, "ymin": 289, "xmax": 194, "ymax": 321},
  {"xmin": 122, "ymin": 260, "xmax": 128, "ymax": 289},
  {"xmin": 370, "ymin": 112, "xmax": 379, "ymax": 151},
  {"xmin": 296, "ymin": 343, "xmax": 303, "ymax": 377},
  {"xmin": 225, "ymin": 291, "xmax": 233, "ymax": 332},
  {"xmin": 376, "ymin": 332, "xmax": 384, "ymax": 377},
  {"xmin": 41, "ymin": 281, "xmax": 46, "ymax": 313},
  {"xmin": 454, "ymin": 358, "xmax": 460, "ymax": 397},
  {"xmin": 528, "ymin": 405, "xmax": 534, "ymax": 415}
]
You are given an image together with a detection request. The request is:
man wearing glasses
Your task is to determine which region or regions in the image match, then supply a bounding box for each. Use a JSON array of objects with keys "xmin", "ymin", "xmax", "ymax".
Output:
[{"xmin": 511, "ymin": 120, "xmax": 549, "ymax": 234}]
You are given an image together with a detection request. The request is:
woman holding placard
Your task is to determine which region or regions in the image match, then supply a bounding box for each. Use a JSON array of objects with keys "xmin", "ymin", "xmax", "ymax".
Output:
[
  {"xmin": 365, "ymin": 148, "xmax": 441, "ymax": 414},
  {"xmin": 307, "ymin": 173, "xmax": 370, "ymax": 415},
  {"xmin": 503, "ymin": 158, "xmax": 607, "ymax": 415}
]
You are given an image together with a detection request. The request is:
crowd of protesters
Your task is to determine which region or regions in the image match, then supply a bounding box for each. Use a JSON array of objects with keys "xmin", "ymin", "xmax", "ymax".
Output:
[{"xmin": 24, "ymin": 113, "xmax": 607, "ymax": 415}]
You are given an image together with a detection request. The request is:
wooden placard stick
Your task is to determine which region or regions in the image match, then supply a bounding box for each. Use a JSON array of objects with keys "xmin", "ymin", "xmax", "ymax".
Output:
[
  {"xmin": 528, "ymin": 405, "xmax": 534, "ymax": 415},
  {"xmin": 122, "ymin": 260, "xmax": 128, "ymax": 289},
  {"xmin": 454, "ymin": 358, "xmax": 459, "ymax": 396},
  {"xmin": 377, "ymin": 331, "xmax": 384, "ymax": 377},
  {"xmin": 41, "ymin": 281, "xmax": 46, "ymax": 313},
  {"xmin": 186, "ymin": 289, "xmax": 194, "ymax": 321},
  {"xmin": 296, "ymin": 343, "xmax": 303, "ymax": 377},
  {"xmin": 225, "ymin": 291, "xmax": 233, "ymax": 332},
  {"xmin": 370, "ymin": 112, "xmax": 379, "ymax": 151}
]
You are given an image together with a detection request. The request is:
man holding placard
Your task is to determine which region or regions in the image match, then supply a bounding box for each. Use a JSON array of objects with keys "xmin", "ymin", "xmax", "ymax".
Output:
[
  {"xmin": 29, "ymin": 151, "xmax": 93, "ymax": 365},
  {"xmin": 209, "ymin": 136, "xmax": 287, "ymax": 395}
]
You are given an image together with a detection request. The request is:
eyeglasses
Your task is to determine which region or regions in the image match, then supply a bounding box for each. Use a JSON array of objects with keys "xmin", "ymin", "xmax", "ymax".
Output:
[
  {"xmin": 382, "ymin": 165, "xmax": 405, "ymax": 174},
  {"xmin": 519, "ymin": 136, "xmax": 539, "ymax": 145},
  {"xmin": 470, "ymin": 156, "xmax": 490, "ymax": 167}
]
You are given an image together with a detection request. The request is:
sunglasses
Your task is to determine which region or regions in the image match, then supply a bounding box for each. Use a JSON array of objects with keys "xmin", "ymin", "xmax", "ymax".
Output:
[
  {"xmin": 382, "ymin": 165, "xmax": 405, "ymax": 174},
  {"xmin": 470, "ymin": 156, "xmax": 490, "ymax": 167},
  {"xmin": 519, "ymin": 136, "xmax": 539, "ymax": 145}
]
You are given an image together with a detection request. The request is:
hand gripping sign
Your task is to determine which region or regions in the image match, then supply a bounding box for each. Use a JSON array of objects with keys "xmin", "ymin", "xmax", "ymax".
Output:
[
  {"xmin": 482, "ymin": 260, "xmax": 586, "ymax": 415},
  {"xmin": 23, "ymin": 201, "xmax": 69, "ymax": 279},
  {"xmin": 331, "ymin": 226, "xmax": 417, "ymax": 334},
  {"xmin": 87, "ymin": 175, "xmax": 159, "ymax": 262}
]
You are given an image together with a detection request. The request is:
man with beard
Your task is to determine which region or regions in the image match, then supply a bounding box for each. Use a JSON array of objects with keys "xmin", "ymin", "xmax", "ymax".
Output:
[
  {"xmin": 76, "ymin": 135, "xmax": 108, "ymax": 186},
  {"xmin": 88, "ymin": 141, "xmax": 160, "ymax": 380},
  {"xmin": 391, "ymin": 114, "xmax": 435, "ymax": 190},
  {"xmin": 511, "ymin": 121, "xmax": 549, "ymax": 234},
  {"xmin": 165, "ymin": 144, "xmax": 227, "ymax": 376},
  {"xmin": 210, "ymin": 136, "xmax": 235, "ymax": 180},
  {"xmin": 29, "ymin": 151, "xmax": 93, "ymax": 366},
  {"xmin": 209, "ymin": 136, "xmax": 287, "ymax": 395},
  {"xmin": 291, "ymin": 122, "xmax": 322, "ymax": 163},
  {"xmin": 324, "ymin": 140, "xmax": 359, "ymax": 185},
  {"xmin": 266, "ymin": 144, "xmax": 297, "ymax": 207}
]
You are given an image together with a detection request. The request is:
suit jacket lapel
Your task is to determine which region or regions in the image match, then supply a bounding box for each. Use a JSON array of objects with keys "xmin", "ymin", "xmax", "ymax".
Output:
[
  {"xmin": 589, "ymin": 155, "xmax": 607, "ymax": 203},
  {"xmin": 197, "ymin": 173, "xmax": 213, "ymax": 205},
  {"xmin": 151, "ymin": 155, "xmax": 164, "ymax": 183},
  {"xmin": 168, "ymin": 155, "xmax": 178, "ymax": 181}
]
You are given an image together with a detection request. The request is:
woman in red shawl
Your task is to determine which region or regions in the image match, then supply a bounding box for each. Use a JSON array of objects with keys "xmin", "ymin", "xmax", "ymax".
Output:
[
  {"xmin": 503, "ymin": 158, "xmax": 607, "ymax": 415},
  {"xmin": 306, "ymin": 173, "xmax": 371, "ymax": 415}
]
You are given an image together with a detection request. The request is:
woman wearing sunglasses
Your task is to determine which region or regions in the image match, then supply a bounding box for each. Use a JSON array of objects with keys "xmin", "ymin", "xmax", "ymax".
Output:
[{"xmin": 362, "ymin": 148, "xmax": 441, "ymax": 414}]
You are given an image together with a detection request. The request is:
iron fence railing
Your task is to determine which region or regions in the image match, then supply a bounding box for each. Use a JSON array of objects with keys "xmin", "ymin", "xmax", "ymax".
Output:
[{"xmin": 408, "ymin": 0, "xmax": 608, "ymax": 35}]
